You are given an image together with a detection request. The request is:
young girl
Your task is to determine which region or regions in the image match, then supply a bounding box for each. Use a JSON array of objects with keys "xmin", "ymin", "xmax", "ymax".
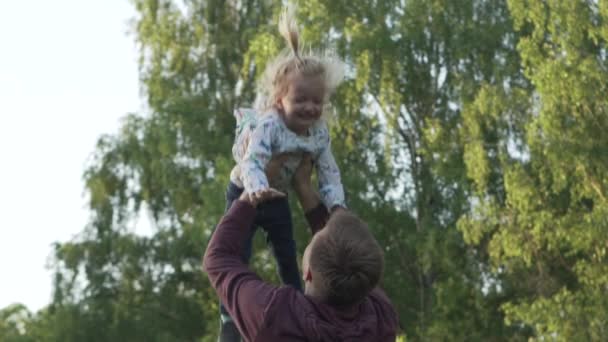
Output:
[{"xmin": 217, "ymin": 6, "xmax": 346, "ymax": 341}]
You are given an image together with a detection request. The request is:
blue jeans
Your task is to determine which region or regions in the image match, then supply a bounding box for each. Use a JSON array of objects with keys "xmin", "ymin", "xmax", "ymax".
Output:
[{"xmin": 218, "ymin": 182, "xmax": 302, "ymax": 329}]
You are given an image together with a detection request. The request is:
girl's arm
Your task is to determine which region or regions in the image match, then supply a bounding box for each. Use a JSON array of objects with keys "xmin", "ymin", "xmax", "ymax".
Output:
[{"xmin": 241, "ymin": 118, "xmax": 276, "ymax": 194}]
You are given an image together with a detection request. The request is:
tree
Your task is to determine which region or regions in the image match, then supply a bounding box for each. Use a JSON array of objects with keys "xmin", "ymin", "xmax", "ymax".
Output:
[
  {"xmin": 459, "ymin": 0, "xmax": 608, "ymax": 340},
  {"xmin": 0, "ymin": 304, "xmax": 34, "ymax": 342},
  {"xmin": 291, "ymin": 0, "xmax": 529, "ymax": 339},
  {"xmin": 9, "ymin": 0, "xmax": 606, "ymax": 340},
  {"xmin": 36, "ymin": 1, "xmax": 280, "ymax": 340},
  {"xmin": 30, "ymin": 0, "xmax": 524, "ymax": 340}
]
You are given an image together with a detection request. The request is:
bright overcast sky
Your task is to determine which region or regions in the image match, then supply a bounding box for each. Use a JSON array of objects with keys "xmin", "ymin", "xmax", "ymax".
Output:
[{"xmin": 0, "ymin": 1, "xmax": 141, "ymax": 311}]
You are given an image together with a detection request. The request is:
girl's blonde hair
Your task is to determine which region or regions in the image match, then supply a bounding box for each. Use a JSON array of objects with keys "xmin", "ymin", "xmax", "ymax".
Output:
[{"xmin": 254, "ymin": 5, "xmax": 345, "ymax": 113}]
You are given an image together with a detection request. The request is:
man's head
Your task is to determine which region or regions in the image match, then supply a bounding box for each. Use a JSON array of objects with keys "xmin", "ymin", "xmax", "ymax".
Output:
[{"xmin": 302, "ymin": 210, "xmax": 384, "ymax": 307}]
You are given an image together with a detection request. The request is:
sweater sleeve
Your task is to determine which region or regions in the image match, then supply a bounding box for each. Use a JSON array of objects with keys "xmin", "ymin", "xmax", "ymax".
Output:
[
  {"xmin": 203, "ymin": 201, "xmax": 279, "ymax": 341},
  {"xmin": 240, "ymin": 117, "xmax": 276, "ymax": 193},
  {"xmin": 304, "ymin": 203, "xmax": 330, "ymax": 236}
]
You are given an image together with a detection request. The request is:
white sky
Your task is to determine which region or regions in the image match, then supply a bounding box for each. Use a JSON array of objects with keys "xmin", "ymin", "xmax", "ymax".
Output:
[{"xmin": 0, "ymin": 1, "xmax": 141, "ymax": 311}]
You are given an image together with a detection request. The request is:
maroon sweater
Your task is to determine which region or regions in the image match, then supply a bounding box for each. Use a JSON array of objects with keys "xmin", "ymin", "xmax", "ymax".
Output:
[{"xmin": 203, "ymin": 200, "xmax": 399, "ymax": 342}]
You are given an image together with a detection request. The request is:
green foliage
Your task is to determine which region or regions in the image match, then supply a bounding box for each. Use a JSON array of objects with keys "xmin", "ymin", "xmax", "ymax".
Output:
[
  {"xmin": 458, "ymin": 0, "xmax": 608, "ymax": 340},
  {"xmin": 3, "ymin": 0, "xmax": 606, "ymax": 340}
]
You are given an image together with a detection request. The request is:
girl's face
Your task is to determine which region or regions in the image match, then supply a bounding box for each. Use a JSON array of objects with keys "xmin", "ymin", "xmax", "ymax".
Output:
[{"xmin": 276, "ymin": 73, "xmax": 325, "ymax": 135}]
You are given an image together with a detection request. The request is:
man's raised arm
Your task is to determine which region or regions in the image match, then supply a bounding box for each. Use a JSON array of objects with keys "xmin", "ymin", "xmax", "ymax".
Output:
[{"xmin": 203, "ymin": 189, "xmax": 284, "ymax": 341}]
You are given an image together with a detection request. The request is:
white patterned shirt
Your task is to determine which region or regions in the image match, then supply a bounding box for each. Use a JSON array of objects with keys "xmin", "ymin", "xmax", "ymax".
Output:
[{"xmin": 230, "ymin": 108, "xmax": 345, "ymax": 209}]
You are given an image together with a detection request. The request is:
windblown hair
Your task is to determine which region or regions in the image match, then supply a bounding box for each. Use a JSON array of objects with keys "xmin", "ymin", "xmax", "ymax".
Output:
[
  {"xmin": 255, "ymin": 4, "xmax": 345, "ymax": 113},
  {"xmin": 309, "ymin": 211, "xmax": 385, "ymax": 307}
]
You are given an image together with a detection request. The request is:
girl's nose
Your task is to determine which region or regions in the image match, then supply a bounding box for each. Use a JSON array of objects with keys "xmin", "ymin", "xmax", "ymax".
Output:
[{"xmin": 305, "ymin": 102, "xmax": 319, "ymax": 113}]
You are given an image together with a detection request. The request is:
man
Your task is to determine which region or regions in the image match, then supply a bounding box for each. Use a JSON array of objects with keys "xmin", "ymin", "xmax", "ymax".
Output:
[{"xmin": 203, "ymin": 157, "xmax": 399, "ymax": 341}]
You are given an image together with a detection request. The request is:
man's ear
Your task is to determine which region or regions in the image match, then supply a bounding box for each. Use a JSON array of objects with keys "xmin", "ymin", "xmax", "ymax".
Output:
[
  {"xmin": 304, "ymin": 268, "xmax": 312, "ymax": 282},
  {"xmin": 276, "ymin": 100, "xmax": 283, "ymax": 111}
]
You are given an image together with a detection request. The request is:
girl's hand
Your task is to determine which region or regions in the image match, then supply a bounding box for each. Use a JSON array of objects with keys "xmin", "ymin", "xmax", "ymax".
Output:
[
  {"xmin": 239, "ymin": 188, "xmax": 286, "ymax": 207},
  {"xmin": 252, "ymin": 188, "xmax": 286, "ymax": 204},
  {"xmin": 330, "ymin": 205, "xmax": 347, "ymax": 214}
]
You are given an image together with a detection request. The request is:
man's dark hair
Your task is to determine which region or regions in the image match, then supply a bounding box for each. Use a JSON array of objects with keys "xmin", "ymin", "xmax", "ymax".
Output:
[{"xmin": 309, "ymin": 211, "xmax": 384, "ymax": 307}]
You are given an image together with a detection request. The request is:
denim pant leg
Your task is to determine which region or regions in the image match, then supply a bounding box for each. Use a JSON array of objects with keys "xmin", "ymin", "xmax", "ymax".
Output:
[
  {"xmin": 218, "ymin": 182, "xmax": 256, "ymax": 320},
  {"xmin": 257, "ymin": 198, "xmax": 302, "ymax": 291}
]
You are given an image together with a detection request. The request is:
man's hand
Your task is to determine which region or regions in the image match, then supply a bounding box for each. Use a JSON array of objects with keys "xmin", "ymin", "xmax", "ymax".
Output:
[
  {"xmin": 265, "ymin": 153, "xmax": 292, "ymax": 184},
  {"xmin": 292, "ymin": 154, "xmax": 320, "ymax": 212},
  {"xmin": 239, "ymin": 188, "xmax": 285, "ymax": 207},
  {"xmin": 292, "ymin": 153, "xmax": 314, "ymax": 190}
]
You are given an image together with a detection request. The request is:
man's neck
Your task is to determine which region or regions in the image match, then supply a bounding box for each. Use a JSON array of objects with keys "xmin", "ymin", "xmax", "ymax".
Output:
[{"xmin": 305, "ymin": 287, "xmax": 361, "ymax": 318}]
